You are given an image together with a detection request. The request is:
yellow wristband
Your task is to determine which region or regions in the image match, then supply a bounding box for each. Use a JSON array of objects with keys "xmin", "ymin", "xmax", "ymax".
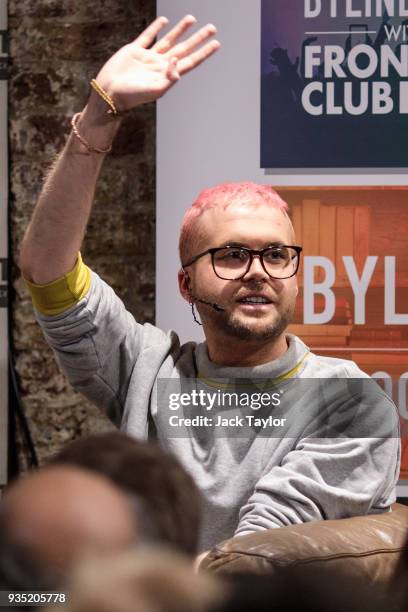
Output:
[{"xmin": 23, "ymin": 253, "xmax": 91, "ymax": 316}]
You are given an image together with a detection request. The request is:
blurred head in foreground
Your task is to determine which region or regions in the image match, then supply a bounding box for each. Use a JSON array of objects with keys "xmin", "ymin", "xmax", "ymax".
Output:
[
  {"xmin": 46, "ymin": 548, "xmax": 223, "ymax": 612},
  {"xmin": 49, "ymin": 432, "xmax": 202, "ymax": 555},
  {"xmin": 0, "ymin": 465, "xmax": 138, "ymax": 590}
]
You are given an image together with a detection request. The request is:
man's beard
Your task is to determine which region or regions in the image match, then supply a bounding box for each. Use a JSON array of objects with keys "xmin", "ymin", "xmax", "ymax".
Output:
[{"xmin": 203, "ymin": 302, "xmax": 295, "ymax": 342}]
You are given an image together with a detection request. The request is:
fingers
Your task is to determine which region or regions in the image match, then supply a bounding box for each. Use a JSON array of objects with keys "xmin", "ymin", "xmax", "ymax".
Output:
[
  {"xmin": 166, "ymin": 56, "xmax": 180, "ymax": 82},
  {"xmin": 177, "ymin": 40, "xmax": 221, "ymax": 76},
  {"xmin": 133, "ymin": 16, "xmax": 169, "ymax": 48},
  {"xmin": 170, "ymin": 23, "xmax": 218, "ymax": 61},
  {"xmin": 152, "ymin": 14, "xmax": 197, "ymax": 53}
]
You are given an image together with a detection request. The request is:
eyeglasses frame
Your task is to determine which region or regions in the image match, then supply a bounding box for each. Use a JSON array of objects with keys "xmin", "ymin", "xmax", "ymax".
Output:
[{"xmin": 182, "ymin": 245, "xmax": 303, "ymax": 281}]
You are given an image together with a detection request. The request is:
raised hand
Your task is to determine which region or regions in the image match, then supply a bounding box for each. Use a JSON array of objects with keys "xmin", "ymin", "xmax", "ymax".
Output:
[{"xmin": 95, "ymin": 15, "xmax": 220, "ymax": 112}]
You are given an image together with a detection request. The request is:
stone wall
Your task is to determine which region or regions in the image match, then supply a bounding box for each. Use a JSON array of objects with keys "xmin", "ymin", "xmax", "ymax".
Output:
[{"xmin": 9, "ymin": 0, "xmax": 156, "ymax": 468}]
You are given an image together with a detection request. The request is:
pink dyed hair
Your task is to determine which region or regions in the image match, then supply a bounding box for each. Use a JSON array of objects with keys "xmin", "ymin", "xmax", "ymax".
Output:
[{"xmin": 179, "ymin": 182, "xmax": 290, "ymax": 264}]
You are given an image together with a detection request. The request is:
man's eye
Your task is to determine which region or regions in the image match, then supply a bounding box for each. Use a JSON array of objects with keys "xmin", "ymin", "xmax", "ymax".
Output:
[
  {"xmin": 218, "ymin": 249, "xmax": 246, "ymax": 261},
  {"xmin": 265, "ymin": 248, "xmax": 288, "ymax": 262},
  {"xmin": 229, "ymin": 250, "xmax": 246, "ymax": 260}
]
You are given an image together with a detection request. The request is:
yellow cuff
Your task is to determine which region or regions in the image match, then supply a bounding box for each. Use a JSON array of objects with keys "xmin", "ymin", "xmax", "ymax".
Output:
[{"xmin": 24, "ymin": 253, "xmax": 91, "ymax": 315}]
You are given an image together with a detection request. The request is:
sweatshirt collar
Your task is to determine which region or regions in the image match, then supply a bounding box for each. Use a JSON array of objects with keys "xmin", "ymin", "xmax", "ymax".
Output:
[{"xmin": 195, "ymin": 334, "xmax": 310, "ymax": 381}]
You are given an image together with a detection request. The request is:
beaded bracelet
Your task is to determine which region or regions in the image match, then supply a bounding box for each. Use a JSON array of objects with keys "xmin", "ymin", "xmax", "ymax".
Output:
[
  {"xmin": 71, "ymin": 113, "xmax": 112, "ymax": 154},
  {"xmin": 90, "ymin": 79, "xmax": 122, "ymax": 117}
]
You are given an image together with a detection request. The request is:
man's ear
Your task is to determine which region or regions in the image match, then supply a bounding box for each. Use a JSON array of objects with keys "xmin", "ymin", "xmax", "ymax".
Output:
[{"xmin": 178, "ymin": 269, "xmax": 192, "ymax": 303}]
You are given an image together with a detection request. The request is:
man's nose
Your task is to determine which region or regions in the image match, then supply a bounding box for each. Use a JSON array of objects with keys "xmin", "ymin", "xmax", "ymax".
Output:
[{"xmin": 242, "ymin": 255, "xmax": 269, "ymax": 281}]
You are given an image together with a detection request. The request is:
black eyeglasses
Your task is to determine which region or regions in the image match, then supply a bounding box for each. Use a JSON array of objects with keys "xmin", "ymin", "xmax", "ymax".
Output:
[{"xmin": 182, "ymin": 245, "xmax": 302, "ymax": 281}]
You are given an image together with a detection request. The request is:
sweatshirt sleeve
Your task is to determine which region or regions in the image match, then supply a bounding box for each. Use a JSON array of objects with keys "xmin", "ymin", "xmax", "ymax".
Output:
[
  {"xmin": 235, "ymin": 386, "xmax": 401, "ymax": 535},
  {"xmin": 23, "ymin": 253, "xmax": 91, "ymax": 315},
  {"xmin": 235, "ymin": 435, "xmax": 400, "ymax": 536},
  {"xmin": 33, "ymin": 269, "xmax": 147, "ymax": 426}
]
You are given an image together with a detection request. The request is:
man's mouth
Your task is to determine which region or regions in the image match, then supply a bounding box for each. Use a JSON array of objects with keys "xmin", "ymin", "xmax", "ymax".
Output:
[
  {"xmin": 236, "ymin": 295, "xmax": 273, "ymax": 305},
  {"xmin": 237, "ymin": 295, "xmax": 273, "ymax": 309}
]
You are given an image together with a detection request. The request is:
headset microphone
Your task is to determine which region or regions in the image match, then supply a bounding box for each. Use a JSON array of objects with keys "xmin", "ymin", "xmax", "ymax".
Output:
[
  {"xmin": 183, "ymin": 270, "xmax": 225, "ymax": 313},
  {"xmin": 189, "ymin": 293, "xmax": 225, "ymax": 312}
]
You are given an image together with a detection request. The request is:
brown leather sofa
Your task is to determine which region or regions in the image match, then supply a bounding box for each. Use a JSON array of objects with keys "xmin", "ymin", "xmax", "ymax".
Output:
[{"xmin": 202, "ymin": 503, "xmax": 408, "ymax": 612}]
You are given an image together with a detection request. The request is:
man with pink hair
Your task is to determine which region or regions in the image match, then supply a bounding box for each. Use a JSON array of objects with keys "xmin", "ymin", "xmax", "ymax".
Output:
[
  {"xmin": 20, "ymin": 16, "xmax": 399, "ymax": 554},
  {"xmin": 177, "ymin": 181, "xmax": 298, "ymax": 357}
]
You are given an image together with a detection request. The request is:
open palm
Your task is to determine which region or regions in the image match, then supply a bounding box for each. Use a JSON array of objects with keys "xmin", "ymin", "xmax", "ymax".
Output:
[{"xmin": 96, "ymin": 15, "xmax": 220, "ymax": 111}]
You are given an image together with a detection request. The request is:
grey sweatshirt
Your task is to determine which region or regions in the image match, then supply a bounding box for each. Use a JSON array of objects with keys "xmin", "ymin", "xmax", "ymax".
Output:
[{"xmin": 37, "ymin": 272, "xmax": 400, "ymax": 551}]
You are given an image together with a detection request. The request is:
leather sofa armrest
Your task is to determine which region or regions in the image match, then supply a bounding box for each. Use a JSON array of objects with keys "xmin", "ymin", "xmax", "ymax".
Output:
[{"xmin": 201, "ymin": 505, "xmax": 408, "ymax": 612}]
